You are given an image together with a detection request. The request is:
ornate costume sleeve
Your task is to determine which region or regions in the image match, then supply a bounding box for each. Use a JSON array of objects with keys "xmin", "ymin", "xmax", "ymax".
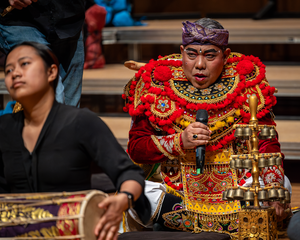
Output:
[
  {"xmin": 258, "ymin": 114, "xmax": 284, "ymax": 187},
  {"xmin": 128, "ymin": 116, "xmax": 185, "ymax": 164}
]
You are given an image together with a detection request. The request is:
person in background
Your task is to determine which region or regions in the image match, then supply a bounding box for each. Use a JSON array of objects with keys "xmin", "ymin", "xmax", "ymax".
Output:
[
  {"xmin": 83, "ymin": 0, "xmax": 107, "ymax": 69},
  {"xmin": 0, "ymin": 0, "xmax": 85, "ymax": 107},
  {"xmin": 94, "ymin": 0, "xmax": 145, "ymax": 27}
]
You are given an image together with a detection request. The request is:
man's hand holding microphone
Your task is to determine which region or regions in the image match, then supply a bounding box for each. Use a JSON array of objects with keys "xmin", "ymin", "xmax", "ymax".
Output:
[{"xmin": 181, "ymin": 110, "xmax": 210, "ymax": 174}]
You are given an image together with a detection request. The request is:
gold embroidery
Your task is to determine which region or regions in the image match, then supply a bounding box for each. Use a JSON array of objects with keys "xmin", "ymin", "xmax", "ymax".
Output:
[
  {"xmin": 179, "ymin": 149, "xmax": 196, "ymax": 164},
  {"xmin": 162, "ymin": 209, "xmax": 239, "ymax": 239},
  {"xmin": 242, "ymin": 85, "xmax": 266, "ymax": 114},
  {"xmin": 208, "ymin": 108, "xmax": 237, "ymax": 124},
  {"xmin": 174, "ymin": 133, "xmax": 185, "ymax": 156},
  {"xmin": 124, "ymin": 77, "xmax": 134, "ymax": 97},
  {"xmin": 169, "ymin": 74, "xmax": 239, "ymax": 104},
  {"xmin": 134, "ymin": 79, "xmax": 146, "ymax": 109},
  {"xmin": 180, "ymin": 147, "xmax": 241, "ymax": 215},
  {"xmin": 205, "ymin": 149, "xmax": 231, "ymax": 165}
]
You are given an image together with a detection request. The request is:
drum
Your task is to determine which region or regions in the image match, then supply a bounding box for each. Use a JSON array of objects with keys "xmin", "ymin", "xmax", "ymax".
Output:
[{"xmin": 0, "ymin": 190, "xmax": 107, "ymax": 239}]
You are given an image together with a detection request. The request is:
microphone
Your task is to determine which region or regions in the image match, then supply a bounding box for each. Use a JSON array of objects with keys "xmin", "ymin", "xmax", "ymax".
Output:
[{"xmin": 195, "ymin": 109, "xmax": 208, "ymax": 175}]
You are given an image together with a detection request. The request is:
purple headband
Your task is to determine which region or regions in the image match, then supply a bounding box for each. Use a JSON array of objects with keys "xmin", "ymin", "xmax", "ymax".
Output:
[{"xmin": 182, "ymin": 21, "xmax": 229, "ymax": 47}]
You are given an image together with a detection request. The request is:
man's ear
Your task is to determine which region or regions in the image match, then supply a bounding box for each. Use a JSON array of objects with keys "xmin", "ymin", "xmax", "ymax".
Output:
[
  {"xmin": 47, "ymin": 64, "xmax": 58, "ymax": 83},
  {"xmin": 180, "ymin": 45, "xmax": 185, "ymax": 55},
  {"xmin": 223, "ymin": 48, "xmax": 231, "ymax": 65}
]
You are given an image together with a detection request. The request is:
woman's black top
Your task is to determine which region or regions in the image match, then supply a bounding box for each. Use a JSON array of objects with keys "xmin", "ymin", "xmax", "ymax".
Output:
[{"xmin": 0, "ymin": 101, "xmax": 145, "ymax": 194}]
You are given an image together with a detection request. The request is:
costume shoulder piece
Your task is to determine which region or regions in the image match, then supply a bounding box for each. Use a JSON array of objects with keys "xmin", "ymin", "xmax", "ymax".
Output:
[{"xmin": 123, "ymin": 53, "xmax": 277, "ymax": 151}]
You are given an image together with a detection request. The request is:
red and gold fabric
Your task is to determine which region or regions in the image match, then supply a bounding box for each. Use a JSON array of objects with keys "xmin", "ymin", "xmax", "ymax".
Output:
[{"xmin": 124, "ymin": 53, "xmax": 284, "ymax": 237}]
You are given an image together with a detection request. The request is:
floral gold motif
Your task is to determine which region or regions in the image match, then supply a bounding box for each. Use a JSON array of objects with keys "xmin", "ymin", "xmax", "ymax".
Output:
[
  {"xmin": 225, "ymin": 67, "xmax": 237, "ymax": 76},
  {"xmin": 172, "ymin": 70, "xmax": 184, "ymax": 79},
  {"xmin": 186, "ymin": 85, "xmax": 197, "ymax": 93},
  {"xmin": 200, "ymin": 88, "xmax": 212, "ymax": 95},
  {"xmin": 157, "ymin": 99, "xmax": 170, "ymax": 112},
  {"xmin": 214, "ymin": 83, "xmax": 226, "ymax": 91}
]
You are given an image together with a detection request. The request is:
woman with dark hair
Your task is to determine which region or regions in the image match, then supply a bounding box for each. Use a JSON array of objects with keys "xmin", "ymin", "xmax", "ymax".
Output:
[{"xmin": 0, "ymin": 41, "xmax": 150, "ymax": 240}]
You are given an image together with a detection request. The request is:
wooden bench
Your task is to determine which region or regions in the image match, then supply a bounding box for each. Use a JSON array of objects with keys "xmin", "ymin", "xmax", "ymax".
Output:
[
  {"xmin": 102, "ymin": 19, "xmax": 300, "ymax": 59},
  {"xmin": 103, "ymin": 19, "xmax": 300, "ymax": 44}
]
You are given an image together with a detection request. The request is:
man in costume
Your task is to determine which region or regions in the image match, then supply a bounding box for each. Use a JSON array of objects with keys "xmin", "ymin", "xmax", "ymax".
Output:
[{"xmin": 123, "ymin": 18, "xmax": 288, "ymax": 238}]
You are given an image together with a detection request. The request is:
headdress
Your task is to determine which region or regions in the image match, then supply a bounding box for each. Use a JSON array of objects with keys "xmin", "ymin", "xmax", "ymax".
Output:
[{"xmin": 182, "ymin": 20, "xmax": 229, "ymax": 47}]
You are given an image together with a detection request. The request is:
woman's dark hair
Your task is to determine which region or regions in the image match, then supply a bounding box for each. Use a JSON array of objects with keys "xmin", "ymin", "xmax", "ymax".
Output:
[{"xmin": 5, "ymin": 41, "xmax": 60, "ymax": 91}]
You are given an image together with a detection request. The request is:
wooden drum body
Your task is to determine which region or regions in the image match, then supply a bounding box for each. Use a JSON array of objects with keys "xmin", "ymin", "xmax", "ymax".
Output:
[{"xmin": 0, "ymin": 190, "xmax": 107, "ymax": 239}]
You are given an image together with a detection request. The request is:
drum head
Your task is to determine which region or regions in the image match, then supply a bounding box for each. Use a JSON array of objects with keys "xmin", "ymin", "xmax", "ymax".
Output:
[{"xmin": 81, "ymin": 191, "xmax": 107, "ymax": 240}]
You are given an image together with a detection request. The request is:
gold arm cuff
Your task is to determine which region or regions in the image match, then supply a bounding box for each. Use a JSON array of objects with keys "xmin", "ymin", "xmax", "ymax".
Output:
[{"xmin": 174, "ymin": 133, "xmax": 186, "ymax": 156}]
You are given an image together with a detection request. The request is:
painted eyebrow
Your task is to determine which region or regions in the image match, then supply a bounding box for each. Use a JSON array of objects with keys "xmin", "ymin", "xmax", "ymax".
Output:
[
  {"xmin": 203, "ymin": 49, "xmax": 218, "ymax": 54},
  {"xmin": 5, "ymin": 56, "xmax": 32, "ymax": 69},
  {"xmin": 185, "ymin": 48, "xmax": 218, "ymax": 54},
  {"xmin": 185, "ymin": 47, "xmax": 198, "ymax": 53}
]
